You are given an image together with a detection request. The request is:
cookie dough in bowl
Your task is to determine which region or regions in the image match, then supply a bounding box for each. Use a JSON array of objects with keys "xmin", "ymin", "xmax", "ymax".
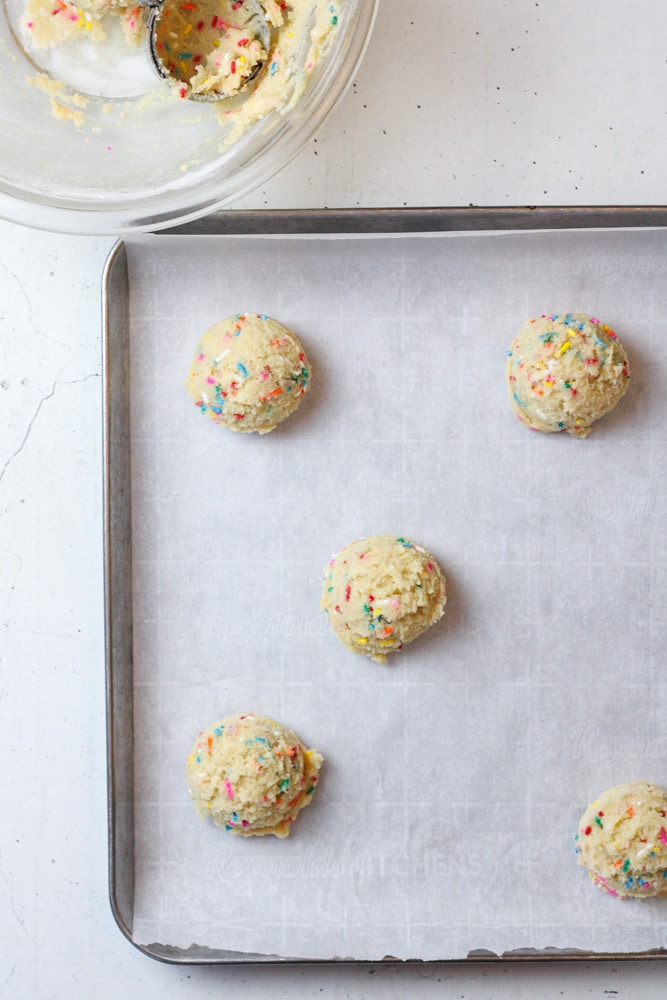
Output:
[
  {"xmin": 321, "ymin": 535, "xmax": 447, "ymax": 664},
  {"xmin": 1, "ymin": 0, "xmax": 377, "ymax": 232},
  {"xmin": 574, "ymin": 781, "xmax": 667, "ymax": 898},
  {"xmin": 506, "ymin": 313, "xmax": 630, "ymax": 437},
  {"xmin": 185, "ymin": 713, "xmax": 323, "ymax": 837},
  {"xmin": 185, "ymin": 313, "xmax": 311, "ymax": 433}
]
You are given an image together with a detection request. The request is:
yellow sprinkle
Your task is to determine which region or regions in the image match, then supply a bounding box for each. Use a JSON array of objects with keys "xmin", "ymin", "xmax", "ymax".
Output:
[
  {"xmin": 558, "ymin": 340, "xmax": 571, "ymax": 356},
  {"xmin": 378, "ymin": 640, "xmax": 395, "ymax": 647},
  {"xmin": 183, "ymin": 22, "xmax": 193, "ymax": 34},
  {"xmin": 357, "ymin": 637, "xmax": 369, "ymax": 645}
]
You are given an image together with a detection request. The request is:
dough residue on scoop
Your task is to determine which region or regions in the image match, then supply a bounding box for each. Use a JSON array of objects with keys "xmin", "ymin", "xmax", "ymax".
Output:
[
  {"xmin": 321, "ymin": 535, "xmax": 447, "ymax": 664},
  {"xmin": 185, "ymin": 713, "xmax": 323, "ymax": 837},
  {"xmin": 506, "ymin": 312, "xmax": 630, "ymax": 437},
  {"xmin": 574, "ymin": 781, "xmax": 667, "ymax": 898}
]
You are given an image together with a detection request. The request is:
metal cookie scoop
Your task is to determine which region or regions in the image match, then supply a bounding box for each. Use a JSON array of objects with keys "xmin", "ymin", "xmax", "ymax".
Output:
[{"xmin": 143, "ymin": 0, "xmax": 270, "ymax": 102}]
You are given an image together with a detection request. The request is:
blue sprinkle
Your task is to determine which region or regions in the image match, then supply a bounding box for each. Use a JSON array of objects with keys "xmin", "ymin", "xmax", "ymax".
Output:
[
  {"xmin": 214, "ymin": 727, "xmax": 222, "ymax": 736},
  {"xmin": 237, "ymin": 362, "xmax": 248, "ymax": 378},
  {"xmin": 270, "ymin": 61, "xmax": 278, "ymax": 75}
]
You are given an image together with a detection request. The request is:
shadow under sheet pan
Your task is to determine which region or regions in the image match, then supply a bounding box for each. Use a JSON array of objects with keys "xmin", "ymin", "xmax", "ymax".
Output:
[{"xmin": 103, "ymin": 206, "xmax": 667, "ymax": 964}]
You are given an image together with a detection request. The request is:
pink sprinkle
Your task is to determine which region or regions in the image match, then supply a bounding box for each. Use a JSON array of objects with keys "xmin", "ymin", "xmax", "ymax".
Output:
[
  {"xmin": 224, "ymin": 780, "xmax": 234, "ymax": 800},
  {"xmin": 659, "ymin": 828, "xmax": 667, "ymax": 844},
  {"xmin": 260, "ymin": 371, "xmax": 268, "ymax": 380},
  {"xmin": 27, "ymin": 20, "xmax": 33, "ymax": 26},
  {"xmin": 206, "ymin": 376, "xmax": 215, "ymax": 383}
]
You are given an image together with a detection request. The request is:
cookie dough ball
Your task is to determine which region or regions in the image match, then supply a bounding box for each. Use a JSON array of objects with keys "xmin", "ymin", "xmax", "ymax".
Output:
[
  {"xmin": 506, "ymin": 313, "xmax": 630, "ymax": 437},
  {"xmin": 186, "ymin": 313, "xmax": 311, "ymax": 434},
  {"xmin": 321, "ymin": 535, "xmax": 447, "ymax": 664},
  {"xmin": 185, "ymin": 713, "xmax": 323, "ymax": 837},
  {"xmin": 574, "ymin": 781, "xmax": 667, "ymax": 898}
]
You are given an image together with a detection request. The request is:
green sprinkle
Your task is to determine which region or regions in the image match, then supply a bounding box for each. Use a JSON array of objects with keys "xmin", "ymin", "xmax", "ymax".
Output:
[
  {"xmin": 623, "ymin": 858, "xmax": 631, "ymax": 872},
  {"xmin": 595, "ymin": 815, "xmax": 603, "ymax": 828},
  {"xmin": 331, "ymin": 14, "xmax": 337, "ymax": 24},
  {"xmin": 279, "ymin": 778, "xmax": 290, "ymax": 791}
]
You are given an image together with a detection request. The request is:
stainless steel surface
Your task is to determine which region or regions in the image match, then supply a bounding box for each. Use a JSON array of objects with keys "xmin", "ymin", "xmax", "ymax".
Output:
[
  {"xmin": 167, "ymin": 205, "xmax": 667, "ymax": 236},
  {"xmin": 102, "ymin": 206, "xmax": 667, "ymax": 965}
]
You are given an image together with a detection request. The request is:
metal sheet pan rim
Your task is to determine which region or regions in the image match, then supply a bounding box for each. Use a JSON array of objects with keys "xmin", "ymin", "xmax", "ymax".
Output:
[{"xmin": 103, "ymin": 205, "xmax": 667, "ymax": 965}]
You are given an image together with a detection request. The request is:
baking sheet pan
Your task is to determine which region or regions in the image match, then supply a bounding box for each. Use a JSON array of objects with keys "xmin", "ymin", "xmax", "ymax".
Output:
[{"xmin": 103, "ymin": 207, "xmax": 667, "ymax": 964}]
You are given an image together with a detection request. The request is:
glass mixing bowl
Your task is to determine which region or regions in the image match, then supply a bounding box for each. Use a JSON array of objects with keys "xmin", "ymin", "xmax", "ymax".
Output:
[{"xmin": 0, "ymin": 0, "xmax": 377, "ymax": 233}]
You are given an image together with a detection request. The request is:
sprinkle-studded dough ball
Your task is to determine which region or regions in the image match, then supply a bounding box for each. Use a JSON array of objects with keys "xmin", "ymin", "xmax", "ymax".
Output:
[
  {"xmin": 185, "ymin": 713, "xmax": 323, "ymax": 837},
  {"xmin": 506, "ymin": 312, "xmax": 630, "ymax": 437},
  {"xmin": 185, "ymin": 313, "xmax": 311, "ymax": 434},
  {"xmin": 574, "ymin": 781, "xmax": 667, "ymax": 898},
  {"xmin": 321, "ymin": 535, "xmax": 447, "ymax": 664}
]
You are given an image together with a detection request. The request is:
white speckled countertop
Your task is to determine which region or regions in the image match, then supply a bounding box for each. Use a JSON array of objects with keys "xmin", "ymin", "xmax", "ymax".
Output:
[{"xmin": 2, "ymin": 1, "xmax": 667, "ymax": 996}]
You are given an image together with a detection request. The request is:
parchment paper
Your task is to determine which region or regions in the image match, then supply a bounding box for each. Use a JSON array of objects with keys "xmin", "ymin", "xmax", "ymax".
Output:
[{"xmin": 125, "ymin": 227, "xmax": 667, "ymax": 960}]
